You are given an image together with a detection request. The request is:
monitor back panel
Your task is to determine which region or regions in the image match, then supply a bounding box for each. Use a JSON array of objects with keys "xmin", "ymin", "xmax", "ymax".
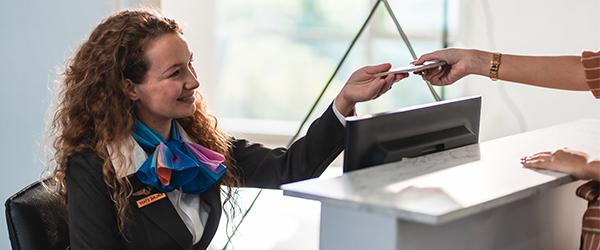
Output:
[{"xmin": 343, "ymin": 96, "xmax": 481, "ymax": 172}]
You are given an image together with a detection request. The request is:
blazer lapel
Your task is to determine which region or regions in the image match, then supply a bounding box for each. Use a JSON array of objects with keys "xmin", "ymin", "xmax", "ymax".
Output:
[
  {"xmin": 130, "ymin": 177, "xmax": 193, "ymax": 249},
  {"xmin": 195, "ymin": 185, "xmax": 222, "ymax": 249}
]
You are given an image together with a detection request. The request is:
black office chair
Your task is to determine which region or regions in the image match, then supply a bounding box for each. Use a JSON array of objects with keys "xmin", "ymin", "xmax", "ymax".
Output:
[{"xmin": 5, "ymin": 179, "xmax": 69, "ymax": 250}]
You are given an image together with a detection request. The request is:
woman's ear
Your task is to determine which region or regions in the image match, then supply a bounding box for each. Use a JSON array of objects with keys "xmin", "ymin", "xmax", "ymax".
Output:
[{"xmin": 124, "ymin": 79, "xmax": 139, "ymax": 101}]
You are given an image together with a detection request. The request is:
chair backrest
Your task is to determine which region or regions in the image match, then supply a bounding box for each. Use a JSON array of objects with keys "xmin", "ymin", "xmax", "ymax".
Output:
[{"xmin": 5, "ymin": 179, "xmax": 69, "ymax": 250}]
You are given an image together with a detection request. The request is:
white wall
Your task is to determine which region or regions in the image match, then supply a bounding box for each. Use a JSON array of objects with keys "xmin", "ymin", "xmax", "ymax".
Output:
[{"xmin": 457, "ymin": 0, "xmax": 600, "ymax": 141}]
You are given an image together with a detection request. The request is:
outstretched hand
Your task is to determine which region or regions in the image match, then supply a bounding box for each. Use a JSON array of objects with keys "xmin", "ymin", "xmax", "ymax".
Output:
[
  {"xmin": 413, "ymin": 48, "xmax": 484, "ymax": 86},
  {"xmin": 335, "ymin": 63, "xmax": 408, "ymax": 115}
]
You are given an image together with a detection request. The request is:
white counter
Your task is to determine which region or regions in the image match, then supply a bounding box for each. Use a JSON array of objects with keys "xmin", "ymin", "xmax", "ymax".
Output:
[{"xmin": 282, "ymin": 119, "xmax": 600, "ymax": 250}]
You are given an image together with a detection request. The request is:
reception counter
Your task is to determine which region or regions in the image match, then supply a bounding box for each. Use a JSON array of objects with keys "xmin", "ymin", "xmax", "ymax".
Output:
[{"xmin": 282, "ymin": 119, "xmax": 600, "ymax": 250}]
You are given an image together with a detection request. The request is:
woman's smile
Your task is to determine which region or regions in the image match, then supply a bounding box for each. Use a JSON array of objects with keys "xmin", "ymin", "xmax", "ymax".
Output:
[{"xmin": 177, "ymin": 93, "xmax": 196, "ymax": 103}]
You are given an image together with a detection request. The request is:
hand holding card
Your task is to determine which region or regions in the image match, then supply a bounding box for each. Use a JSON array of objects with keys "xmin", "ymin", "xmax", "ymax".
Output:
[{"xmin": 374, "ymin": 60, "xmax": 446, "ymax": 77}]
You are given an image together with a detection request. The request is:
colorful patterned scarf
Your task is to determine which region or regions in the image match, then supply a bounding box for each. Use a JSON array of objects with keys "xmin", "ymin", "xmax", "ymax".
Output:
[{"xmin": 132, "ymin": 119, "xmax": 226, "ymax": 193}]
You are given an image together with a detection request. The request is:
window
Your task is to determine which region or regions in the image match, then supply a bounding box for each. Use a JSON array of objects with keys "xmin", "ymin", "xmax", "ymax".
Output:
[{"xmin": 211, "ymin": 0, "xmax": 460, "ymax": 128}]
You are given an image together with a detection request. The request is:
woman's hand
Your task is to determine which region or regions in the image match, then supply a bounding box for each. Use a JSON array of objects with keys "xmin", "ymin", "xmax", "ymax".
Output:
[
  {"xmin": 335, "ymin": 63, "xmax": 408, "ymax": 115},
  {"xmin": 413, "ymin": 48, "xmax": 489, "ymax": 86},
  {"xmin": 522, "ymin": 148, "xmax": 593, "ymax": 179}
]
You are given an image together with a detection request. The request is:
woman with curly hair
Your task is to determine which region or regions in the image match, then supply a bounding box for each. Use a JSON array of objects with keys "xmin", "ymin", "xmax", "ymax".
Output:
[{"xmin": 48, "ymin": 9, "xmax": 406, "ymax": 249}]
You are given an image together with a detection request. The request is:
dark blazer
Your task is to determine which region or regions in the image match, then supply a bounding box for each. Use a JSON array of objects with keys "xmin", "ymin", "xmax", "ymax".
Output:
[{"xmin": 66, "ymin": 104, "xmax": 345, "ymax": 250}]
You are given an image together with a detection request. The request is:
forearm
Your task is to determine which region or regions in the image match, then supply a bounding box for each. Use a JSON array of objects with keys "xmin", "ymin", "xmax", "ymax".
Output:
[
  {"xmin": 471, "ymin": 50, "xmax": 588, "ymax": 91},
  {"xmin": 234, "ymin": 104, "xmax": 345, "ymax": 188}
]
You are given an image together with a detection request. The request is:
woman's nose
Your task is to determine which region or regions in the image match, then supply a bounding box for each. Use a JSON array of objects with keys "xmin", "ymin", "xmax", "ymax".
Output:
[
  {"xmin": 186, "ymin": 77, "xmax": 200, "ymax": 89},
  {"xmin": 185, "ymin": 67, "xmax": 200, "ymax": 89}
]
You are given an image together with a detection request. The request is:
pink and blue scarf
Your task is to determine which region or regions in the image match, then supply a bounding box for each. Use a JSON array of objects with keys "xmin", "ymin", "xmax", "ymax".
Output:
[{"xmin": 132, "ymin": 120, "xmax": 226, "ymax": 193}]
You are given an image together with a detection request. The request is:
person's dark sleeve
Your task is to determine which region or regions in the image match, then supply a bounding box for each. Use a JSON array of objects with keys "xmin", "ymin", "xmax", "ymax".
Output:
[
  {"xmin": 66, "ymin": 153, "xmax": 124, "ymax": 249},
  {"xmin": 232, "ymin": 103, "xmax": 345, "ymax": 188}
]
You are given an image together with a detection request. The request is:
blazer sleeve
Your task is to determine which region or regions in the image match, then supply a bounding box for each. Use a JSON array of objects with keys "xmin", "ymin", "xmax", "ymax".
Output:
[
  {"xmin": 66, "ymin": 153, "xmax": 124, "ymax": 249},
  {"xmin": 232, "ymin": 103, "xmax": 345, "ymax": 189}
]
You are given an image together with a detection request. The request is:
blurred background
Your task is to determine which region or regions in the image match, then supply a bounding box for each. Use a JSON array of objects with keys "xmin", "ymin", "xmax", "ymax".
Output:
[{"xmin": 1, "ymin": 0, "xmax": 599, "ymax": 249}]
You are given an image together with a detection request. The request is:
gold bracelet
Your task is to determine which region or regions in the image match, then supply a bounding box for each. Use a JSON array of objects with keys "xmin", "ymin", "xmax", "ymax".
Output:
[{"xmin": 489, "ymin": 53, "xmax": 502, "ymax": 81}]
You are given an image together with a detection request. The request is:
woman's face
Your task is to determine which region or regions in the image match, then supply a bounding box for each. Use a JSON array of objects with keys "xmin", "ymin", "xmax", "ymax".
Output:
[{"xmin": 129, "ymin": 33, "xmax": 199, "ymax": 128}]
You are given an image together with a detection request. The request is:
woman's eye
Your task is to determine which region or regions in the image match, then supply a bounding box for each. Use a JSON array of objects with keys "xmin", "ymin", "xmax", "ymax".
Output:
[{"xmin": 169, "ymin": 70, "xmax": 180, "ymax": 78}]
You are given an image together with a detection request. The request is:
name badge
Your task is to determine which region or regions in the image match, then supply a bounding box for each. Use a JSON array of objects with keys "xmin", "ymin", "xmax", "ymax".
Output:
[{"xmin": 136, "ymin": 193, "xmax": 167, "ymax": 208}]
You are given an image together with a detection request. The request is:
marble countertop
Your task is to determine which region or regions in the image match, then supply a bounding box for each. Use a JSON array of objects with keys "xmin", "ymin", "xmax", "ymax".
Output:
[{"xmin": 282, "ymin": 119, "xmax": 600, "ymax": 225}]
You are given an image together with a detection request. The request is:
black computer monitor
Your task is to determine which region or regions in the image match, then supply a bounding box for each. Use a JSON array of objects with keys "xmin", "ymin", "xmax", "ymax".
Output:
[{"xmin": 343, "ymin": 96, "xmax": 481, "ymax": 173}]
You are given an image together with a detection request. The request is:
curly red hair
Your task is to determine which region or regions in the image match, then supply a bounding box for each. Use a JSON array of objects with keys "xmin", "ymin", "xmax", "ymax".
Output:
[{"xmin": 48, "ymin": 9, "xmax": 240, "ymax": 234}]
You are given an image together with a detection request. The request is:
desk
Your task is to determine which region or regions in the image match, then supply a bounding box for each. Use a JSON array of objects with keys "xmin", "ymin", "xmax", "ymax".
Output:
[{"xmin": 282, "ymin": 119, "xmax": 600, "ymax": 250}]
